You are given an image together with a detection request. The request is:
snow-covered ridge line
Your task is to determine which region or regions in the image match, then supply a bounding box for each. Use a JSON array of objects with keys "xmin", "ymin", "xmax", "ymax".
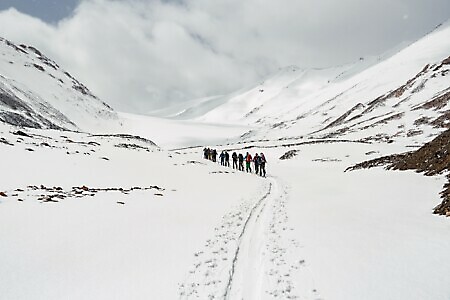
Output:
[
  {"xmin": 0, "ymin": 37, "xmax": 119, "ymax": 132},
  {"xmin": 174, "ymin": 21, "xmax": 450, "ymax": 149}
]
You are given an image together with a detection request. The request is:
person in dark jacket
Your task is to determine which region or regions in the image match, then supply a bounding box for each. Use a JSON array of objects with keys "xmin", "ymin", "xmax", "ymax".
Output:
[
  {"xmin": 212, "ymin": 149, "xmax": 217, "ymax": 162},
  {"xmin": 232, "ymin": 152, "xmax": 238, "ymax": 169},
  {"xmin": 220, "ymin": 151, "xmax": 225, "ymax": 166},
  {"xmin": 253, "ymin": 153, "xmax": 260, "ymax": 174},
  {"xmin": 225, "ymin": 151, "xmax": 230, "ymax": 167},
  {"xmin": 259, "ymin": 153, "xmax": 267, "ymax": 177},
  {"xmin": 238, "ymin": 153, "xmax": 244, "ymax": 171}
]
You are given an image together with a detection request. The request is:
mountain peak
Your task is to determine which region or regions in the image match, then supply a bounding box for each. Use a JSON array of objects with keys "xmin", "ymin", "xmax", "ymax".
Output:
[{"xmin": 0, "ymin": 37, "xmax": 119, "ymax": 132}]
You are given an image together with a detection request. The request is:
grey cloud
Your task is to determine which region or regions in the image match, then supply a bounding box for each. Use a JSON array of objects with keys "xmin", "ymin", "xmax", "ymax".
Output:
[{"xmin": 0, "ymin": 0, "xmax": 448, "ymax": 112}]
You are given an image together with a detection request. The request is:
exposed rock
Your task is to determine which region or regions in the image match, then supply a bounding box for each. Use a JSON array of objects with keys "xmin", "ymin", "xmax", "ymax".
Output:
[
  {"xmin": 407, "ymin": 129, "xmax": 423, "ymax": 137},
  {"xmin": 33, "ymin": 64, "xmax": 45, "ymax": 72},
  {"xmin": 414, "ymin": 116, "xmax": 431, "ymax": 126},
  {"xmin": 0, "ymin": 137, "xmax": 13, "ymax": 146},
  {"xmin": 0, "ymin": 90, "xmax": 69, "ymax": 130},
  {"xmin": 312, "ymin": 157, "xmax": 342, "ymax": 162},
  {"xmin": 5, "ymin": 184, "xmax": 166, "ymax": 204},
  {"xmin": 415, "ymin": 89, "xmax": 450, "ymax": 111},
  {"xmin": 13, "ymin": 130, "xmax": 33, "ymax": 138},
  {"xmin": 279, "ymin": 150, "xmax": 299, "ymax": 160},
  {"xmin": 115, "ymin": 143, "xmax": 151, "ymax": 151},
  {"xmin": 346, "ymin": 129, "xmax": 450, "ymax": 216},
  {"xmin": 92, "ymin": 134, "xmax": 158, "ymax": 147},
  {"xmin": 431, "ymin": 110, "xmax": 450, "ymax": 128},
  {"xmin": 323, "ymin": 103, "xmax": 365, "ymax": 130}
]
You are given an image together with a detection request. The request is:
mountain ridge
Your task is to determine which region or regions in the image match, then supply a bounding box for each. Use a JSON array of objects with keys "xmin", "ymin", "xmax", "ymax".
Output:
[{"xmin": 0, "ymin": 37, "xmax": 119, "ymax": 132}]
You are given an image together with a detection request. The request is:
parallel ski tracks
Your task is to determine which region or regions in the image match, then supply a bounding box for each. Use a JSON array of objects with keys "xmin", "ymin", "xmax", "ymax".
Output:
[
  {"xmin": 223, "ymin": 182, "xmax": 273, "ymax": 299},
  {"xmin": 179, "ymin": 177, "xmax": 303, "ymax": 299}
]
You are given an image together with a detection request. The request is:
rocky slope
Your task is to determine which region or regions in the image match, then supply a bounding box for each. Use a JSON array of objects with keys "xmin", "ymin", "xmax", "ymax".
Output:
[
  {"xmin": 346, "ymin": 128, "xmax": 450, "ymax": 216},
  {"xmin": 0, "ymin": 37, "xmax": 119, "ymax": 131}
]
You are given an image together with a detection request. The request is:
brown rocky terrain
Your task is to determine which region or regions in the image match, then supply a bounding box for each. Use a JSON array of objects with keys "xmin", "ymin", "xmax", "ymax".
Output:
[{"xmin": 346, "ymin": 129, "xmax": 450, "ymax": 216}]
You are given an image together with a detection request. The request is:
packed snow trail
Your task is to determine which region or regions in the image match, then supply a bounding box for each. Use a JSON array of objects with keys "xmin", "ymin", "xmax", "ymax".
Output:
[
  {"xmin": 223, "ymin": 182, "xmax": 272, "ymax": 299},
  {"xmin": 179, "ymin": 176, "xmax": 307, "ymax": 299}
]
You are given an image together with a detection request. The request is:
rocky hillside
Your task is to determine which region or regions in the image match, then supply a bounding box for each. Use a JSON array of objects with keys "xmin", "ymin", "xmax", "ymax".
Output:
[
  {"xmin": 0, "ymin": 37, "xmax": 119, "ymax": 132},
  {"xmin": 346, "ymin": 128, "xmax": 450, "ymax": 216}
]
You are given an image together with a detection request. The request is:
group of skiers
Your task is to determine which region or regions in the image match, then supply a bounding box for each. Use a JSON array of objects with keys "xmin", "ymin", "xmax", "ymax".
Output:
[{"xmin": 203, "ymin": 148, "xmax": 267, "ymax": 177}]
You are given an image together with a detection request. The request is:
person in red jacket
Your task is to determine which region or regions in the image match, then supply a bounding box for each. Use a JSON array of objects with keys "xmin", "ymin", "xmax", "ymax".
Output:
[{"xmin": 245, "ymin": 152, "xmax": 252, "ymax": 173}]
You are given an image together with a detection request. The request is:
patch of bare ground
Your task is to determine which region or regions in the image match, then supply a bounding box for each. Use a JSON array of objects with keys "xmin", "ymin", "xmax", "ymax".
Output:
[
  {"xmin": 279, "ymin": 150, "xmax": 298, "ymax": 160},
  {"xmin": 431, "ymin": 110, "xmax": 450, "ymax": 128},
  {"xmin": 358, "ymin": 113, "xmax": 404, "ymax": 131},
  {"xmin": 346, "ymin": 129, "xmax": 450, "ymax": 216},
  {"xmin": 358, "ymin": 133, "xmax": 394, "ymax": 144},
  {"xmin": 360, "ymin": 64, "xmax": 431, "ymax": 115},
  {"xmin": 407, "ymin": 129, "xmax": 423, "ymax": 137},
  {"xmin": 3, "ymin": 185, "xmax": 165, "ymax": 203},
  {"xmin": 317, "ymin": 111, "xmax": 405, "ymax": 140},
  {"xmin": 414, "ymin": 89, "xmax": 450, "ymax": 111},
  {"xmin": 414, "ymin": 116, "xmax": 432, "ymax": 126},
  {"xmin": 322, "ymin": 103, "xmax": 365, "ymax": 130},
  {"xmin": 432, "ymin": 55, "xmax": 450, "ymax": 72}
]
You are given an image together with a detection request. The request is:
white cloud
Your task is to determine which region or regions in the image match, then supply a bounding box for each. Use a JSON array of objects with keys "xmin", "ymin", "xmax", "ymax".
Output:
[{"xmin": 0, "ymin": 0, "xmax": 449, "ymax": 112}]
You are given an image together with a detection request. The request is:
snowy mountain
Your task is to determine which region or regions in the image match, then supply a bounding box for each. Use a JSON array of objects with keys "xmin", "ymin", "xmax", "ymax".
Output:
[
  {"xmin": 0, "ymin": 37, "xmax": 119, "ymax": 131},
  {"xmin": 178, "ymin": 22, "xmax": 450, "ymax": 145}
]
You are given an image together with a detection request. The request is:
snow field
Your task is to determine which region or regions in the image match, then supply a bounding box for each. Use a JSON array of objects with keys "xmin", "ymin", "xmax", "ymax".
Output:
[
  {"xmin": 269, "ymin": 142, "xmax": 450, "ymax": 300},
  {"xmin": 0, "ymin": 125, "xmax": 268, "ymax": 299}
]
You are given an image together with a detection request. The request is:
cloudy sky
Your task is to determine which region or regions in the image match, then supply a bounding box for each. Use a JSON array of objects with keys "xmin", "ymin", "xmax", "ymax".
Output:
[{"xmin": 0, "ymin": 0, "xmax": 449, "ymax": 112}]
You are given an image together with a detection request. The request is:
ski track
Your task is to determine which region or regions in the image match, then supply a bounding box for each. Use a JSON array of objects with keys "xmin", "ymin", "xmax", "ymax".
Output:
[{"xmin": 179, "ymin": 177, "xmax": 316, "ymax": 299}]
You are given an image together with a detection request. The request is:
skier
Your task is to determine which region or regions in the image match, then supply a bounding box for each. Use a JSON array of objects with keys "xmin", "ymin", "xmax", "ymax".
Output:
[
  {"xmin": 245, "ymin": 152, "xmax": 252, "ymax": 173},
  {"xmin": 232, "ymin": 152, "xmax": 238, "ymax": 169},
  {"xmin": 225, "ymin": 151, "xmax": 230, "ymax": 167},
  {"xmin": 238, "ymin": 153, "xmax": 244, "ymax": 171},
  {"xmin": 253, "ymin": 153, "xmax": 260, "ymax": 174},
  {"xmin": 259, "ymin": 152, "xmax": 267, "ymax": 177}
]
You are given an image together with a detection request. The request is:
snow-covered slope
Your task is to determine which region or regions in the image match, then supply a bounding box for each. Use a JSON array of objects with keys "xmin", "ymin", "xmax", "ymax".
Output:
[
  {"xmin": 1, "ymin": 119, "xmax": 449, "ymax": 300},
  {"xmin": 169, "ymin": 63, "xmax": 371, "ymax": 122},
  {"xmin": 181, "ymin": 22, "xmax": 450, "ymax": 145},
  {"xmin": 153, "ymin": 49, "xmax": 390, "ymax": 121},
  {"xmin": 0, "ymin": 37, "xmax": 119, "ymax": 131}
]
